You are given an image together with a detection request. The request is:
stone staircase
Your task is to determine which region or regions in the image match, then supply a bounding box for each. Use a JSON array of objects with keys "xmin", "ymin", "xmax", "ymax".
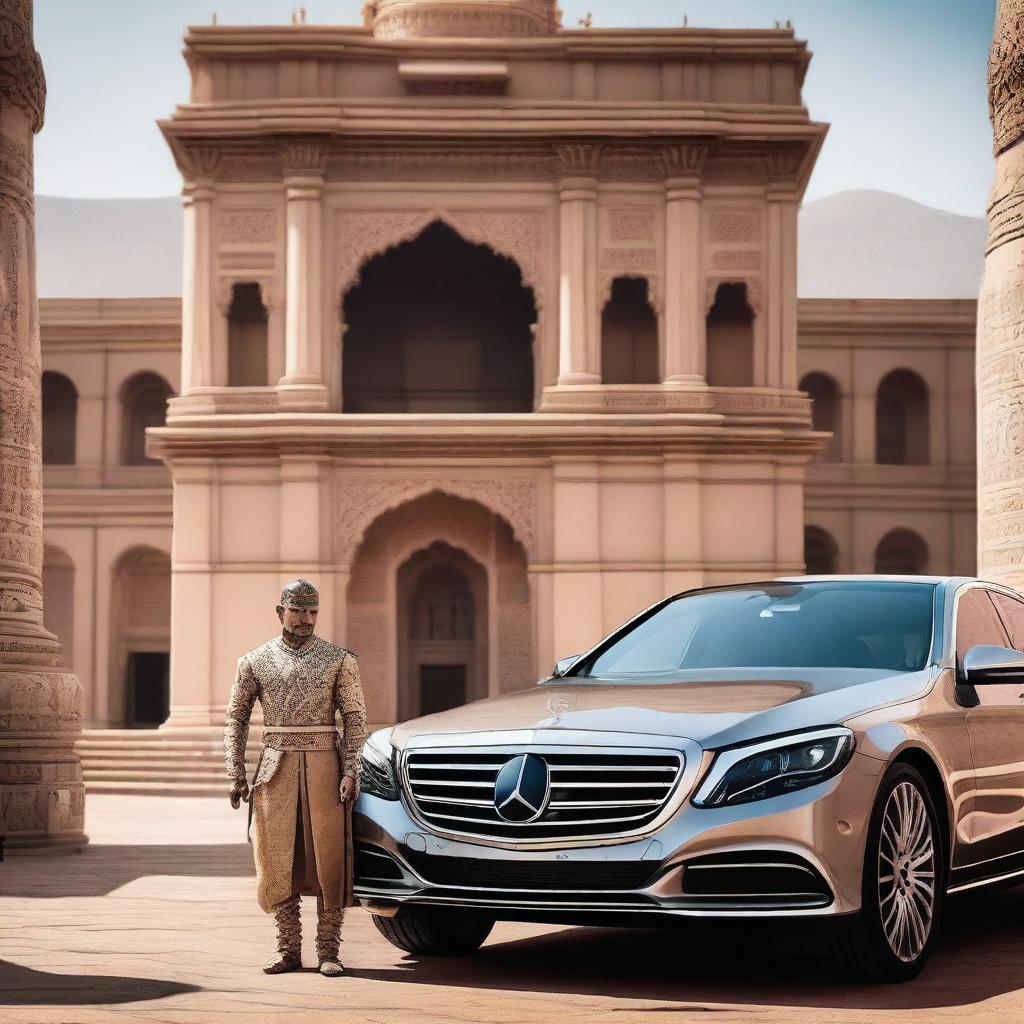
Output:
[{"xmin": 76, "ymin": 728, "xmax": 263, "ymax": 797}]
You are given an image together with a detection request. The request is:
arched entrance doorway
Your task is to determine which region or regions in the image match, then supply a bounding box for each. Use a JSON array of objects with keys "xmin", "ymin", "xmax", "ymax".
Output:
[
  {"xmin": 397, "ymin": 542, "xmax": 487, "ymax": 719},
  {"xmin": 341, "ymin": 220, "xmax": 536, "ymax": 412},
  {"xmin": 345, "ymin": 490, "xmax": 532, "ymax": 724}
]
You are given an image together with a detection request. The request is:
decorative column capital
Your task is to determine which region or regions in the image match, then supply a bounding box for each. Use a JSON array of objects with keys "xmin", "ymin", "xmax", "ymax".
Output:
[
  {"xmin": 557, "ymin": 142, "xmax": 602, "ymax": 177},
  {"xmin": 282, "ymin": 140, "xmax": 329, "ymax": 181},
  {"xmin": 179, "ymin": 145, "xmax": 222, "ymax": 187},
  {"xmin": 657, "ymin": 142, "xmax": 709, "ymax": 181},
  {"xmin": 0, "ymin": 1, "xmax": 46, "ymax": 133},
  {"xmin": 762, "ymin": 145, "xmax": 805, "ymax": 195}
]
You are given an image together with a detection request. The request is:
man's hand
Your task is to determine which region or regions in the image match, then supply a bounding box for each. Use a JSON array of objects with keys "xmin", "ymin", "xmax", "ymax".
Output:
[
  {"xmin": 339, "ymin": 774, "xmax": 355, "ymax": 803},
  {"xmin": 229, "ymin": 780, "xmax": 250, "ymax": 809}
]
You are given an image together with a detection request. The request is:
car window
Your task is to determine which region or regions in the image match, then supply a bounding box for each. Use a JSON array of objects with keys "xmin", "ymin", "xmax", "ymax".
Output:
[
  {"xmin": 577, "ymin": 581, "xmax": 934, "ymax": 676},
  {"xmin": 988, "ymin": 591, "xmax": 1024, "ymax": 653},
  {"xmin": 955, "ymin": 588, "xmax": 1010, "ymax": 663}
]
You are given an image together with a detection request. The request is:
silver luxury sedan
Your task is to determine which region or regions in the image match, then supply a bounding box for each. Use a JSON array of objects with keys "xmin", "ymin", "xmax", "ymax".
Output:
[{"xmin": 353, "ymin": 576, "xmax": 1024, "ymax": 981}]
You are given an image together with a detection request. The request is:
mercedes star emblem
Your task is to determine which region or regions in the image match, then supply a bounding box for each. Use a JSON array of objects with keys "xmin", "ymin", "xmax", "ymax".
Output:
[{"xmin": 493, "ymin": 753, "xmax": 550, "ymax": 823}]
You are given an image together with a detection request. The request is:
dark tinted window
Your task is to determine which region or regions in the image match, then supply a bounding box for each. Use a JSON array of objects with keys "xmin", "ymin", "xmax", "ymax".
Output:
[{"xmin": 574, "ymin": 582, "xmax": 935, "ymax": 677}]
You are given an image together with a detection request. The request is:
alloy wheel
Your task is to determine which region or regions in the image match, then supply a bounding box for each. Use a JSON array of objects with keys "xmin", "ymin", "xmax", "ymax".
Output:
[{"xmin": 877, "ymin": 780, "xmax": 937, "ymax": 962}]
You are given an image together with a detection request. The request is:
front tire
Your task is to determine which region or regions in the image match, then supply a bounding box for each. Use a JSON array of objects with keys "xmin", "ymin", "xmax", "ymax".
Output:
[
  {"xmin": 372, "ymin": 906, "xmax": 495, "ymax": 955},
  {"xmin": 828, "ymin": 762, "xmax": 945, "ymax": 982}
]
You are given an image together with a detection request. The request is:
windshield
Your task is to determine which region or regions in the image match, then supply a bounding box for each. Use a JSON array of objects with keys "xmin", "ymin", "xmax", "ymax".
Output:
[{"xmin": 571, "ymin": 581, "xmax": 935, "ymax": 678}]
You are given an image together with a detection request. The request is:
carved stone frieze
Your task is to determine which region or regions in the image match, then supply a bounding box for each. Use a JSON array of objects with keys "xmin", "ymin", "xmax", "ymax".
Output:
[
  {"xmin": 333, "ymin": 477, "xmax": 537, "ymax": 560},
  {"xmin": 371, "ymin": 0, "xmax": 559, "ymax": 40},
  {"xmin": 219, "ymin": 208, "xmax": 278, "ymax": 245},
  {"xmin": 712, "ymin": 250, "xmax": 762, "ymax": 271},
  {"xmin": 762, "ymin": 145, "xmax": 805, "ymax": 185},
  {"xmin": 335, "ymin": 207, "xmax": 547, "ymax": 310},
  {"xmin": 327, "ymin": 147, "xmax": 556, "ymax": 183},
  {"xmin": 708, "ymin": 209, "xmax": 763, "ymax": 245},
  {"xmin": 607, "ymin": 207, "xmax": 655, "ymax": 243}
]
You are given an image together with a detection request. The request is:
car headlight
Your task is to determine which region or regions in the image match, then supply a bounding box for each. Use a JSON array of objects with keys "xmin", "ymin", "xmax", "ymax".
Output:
[
  {"xmin": 692, "ymin": 727, "xmax": 854, "ymax": 808},
  {"xmin": 359, "ymin": 728, "xmax": 399, "ymax": 801}
]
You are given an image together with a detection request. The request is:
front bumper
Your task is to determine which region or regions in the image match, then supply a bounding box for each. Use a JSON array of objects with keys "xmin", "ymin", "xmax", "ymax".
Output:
[{"xmin": 353, "ymin": 745, "xmax": 882, "ymax": 922}]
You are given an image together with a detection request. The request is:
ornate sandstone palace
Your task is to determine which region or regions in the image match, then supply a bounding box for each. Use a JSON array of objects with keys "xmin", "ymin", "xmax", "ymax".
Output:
[{"xmin": 35, "ymin": 2, "xmax": 978, "ymax": 790}]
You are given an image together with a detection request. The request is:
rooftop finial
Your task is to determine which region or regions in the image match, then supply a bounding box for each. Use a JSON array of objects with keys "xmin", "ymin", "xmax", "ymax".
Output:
[{"xmin": 211, "ymin": 11, "xmax": 218, "ymax": 25}]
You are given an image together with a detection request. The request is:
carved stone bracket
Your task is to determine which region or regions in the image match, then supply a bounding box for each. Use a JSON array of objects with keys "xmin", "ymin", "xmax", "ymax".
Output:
[
  {"xmin": 282, "ymin": 140, "xmax": 329, "ymax": 179},
  {"xmin": 657, "ymin": 142, "xmax": 709, "ymax": 179},
  {"xmin": 762, "ymin": 145, "xmax": 805, "ymax": 187},
  {"xmin": 179, "ymin": 145, "xmax": 222, "ymax": 182},
  {"xmin": 557, "ymin": 143, "xmax": 603, "ymax": 178},
  {"xmin": 335, "ymin": 207, "xmax": 547, "ymax": 311},
  {"xmin": 333, "ymin": 477, "xmax": 537, "ymax": 561}
]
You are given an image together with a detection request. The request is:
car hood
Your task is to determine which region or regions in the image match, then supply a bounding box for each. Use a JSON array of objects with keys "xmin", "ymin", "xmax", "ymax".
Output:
[{"xmin": 388, "ymin": 666, "xmax": 936, "ymax": 751}]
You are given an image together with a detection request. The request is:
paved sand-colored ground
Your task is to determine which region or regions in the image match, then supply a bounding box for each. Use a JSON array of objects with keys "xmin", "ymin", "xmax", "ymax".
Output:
[{"xmin": 0, "ymin": 794, "xmax": 1022, "ymax": 1024}]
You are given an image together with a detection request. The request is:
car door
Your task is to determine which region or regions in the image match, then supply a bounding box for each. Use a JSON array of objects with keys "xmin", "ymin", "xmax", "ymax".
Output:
[{"xmin": 954, "ymin": 586, "xmax": 1024, "ymax": 883}]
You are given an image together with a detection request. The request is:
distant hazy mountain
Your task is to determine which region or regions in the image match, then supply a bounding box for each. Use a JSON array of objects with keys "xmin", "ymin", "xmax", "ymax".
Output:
[
  {"xmin": 797, "ymin": 189, "xmax": 985, "ymax": 299},
  {"xmin": 37, "ymin": 196, "xmax": 182, "ymax": 298},
  {"xmin": 35, "ymin": 189, "xmax": 985, "ymax": 300}
]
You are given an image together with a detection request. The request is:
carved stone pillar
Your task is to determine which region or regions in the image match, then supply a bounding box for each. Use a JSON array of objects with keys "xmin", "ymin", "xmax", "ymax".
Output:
[
  {"xmin": 764, "ymin": 148, "xmax": 802, "ymax": 390},
  {"xmin": 660, "ymin": 143, "xmax": 708, "ymax": 385},
  {"xmin": 181, "ymin": 150, "xmax": 218, "ymax": 393},
  {"xmin": 0, "ymin": 0, "xmax": 86, "ymax": 850},
  {"xmin": 556, "ymin": 144, "xmax": 600, "ymax": 385},
  {"xmin": 978, "ymin": 0, "xmax": 1024, "ymax": 586},
  {"xmin": 280, "ymin": 141, "xmax": 329, "ymax": 410}
]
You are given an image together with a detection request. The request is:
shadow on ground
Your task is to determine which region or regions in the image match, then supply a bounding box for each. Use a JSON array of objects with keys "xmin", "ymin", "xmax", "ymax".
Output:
[
  {"xmin": 0, "ymin": 844, "xmax": 254, "ymax": 898},
  {"xmin": 0, "ymin": 960, "xmax": 201, "ymax": 1005},
  {"xmin": 349, "ymin": 885, "xmax": 1024, "ymax": 1011}
]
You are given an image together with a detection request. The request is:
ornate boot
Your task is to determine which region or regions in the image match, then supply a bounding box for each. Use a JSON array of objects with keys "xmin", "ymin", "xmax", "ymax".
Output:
[
  {"xmin": 316, "ymin": 894, "xmax": 345, "ymax": 976},
  {"xmin": 264, "ymin": 894, "xmax": 302, "ymax": 974}
]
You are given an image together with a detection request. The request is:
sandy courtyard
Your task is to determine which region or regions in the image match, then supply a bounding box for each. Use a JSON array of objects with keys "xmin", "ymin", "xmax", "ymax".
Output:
[{"xmin": 0, "ymin": 794, "xmax": 1022, "ymax": 1024}]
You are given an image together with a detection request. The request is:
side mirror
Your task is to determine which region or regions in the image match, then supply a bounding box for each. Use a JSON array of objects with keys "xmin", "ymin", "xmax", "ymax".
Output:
[
  {"xmin": 551, "ymin": 654, "xmax": 582, "ymax": 678},
  {"xmin": 962, "ymin": 644, "xmax": 1024, "ymax": 684}
]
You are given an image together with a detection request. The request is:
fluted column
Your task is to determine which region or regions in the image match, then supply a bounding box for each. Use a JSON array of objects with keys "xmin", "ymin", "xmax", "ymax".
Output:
[
  {"xmin": 279, "ymin": 141, "xmax": 329, "ymax": 410},
  {"xmin": 557, "ymin": 144, "xmax": 601, "ymax": 385},
  {"xmin": 181, "ymin": 149, "xmax": 219, "ymax": 393},
  {"xmin": 660, "ymin": 143, "xmax": 708, "ymax": 385},
  {"xmin": 979, "ymin": 0, "xmax": 1024, "ymax": 586},
  {"xmin": 0, "ymin": 0, "xmax": 86, "ymax": 850}
]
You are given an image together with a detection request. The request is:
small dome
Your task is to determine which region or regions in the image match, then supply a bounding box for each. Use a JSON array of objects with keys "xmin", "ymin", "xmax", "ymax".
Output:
[{"xmin": 367, "ymin": 0, "xmax": 561, "ymax": 39}]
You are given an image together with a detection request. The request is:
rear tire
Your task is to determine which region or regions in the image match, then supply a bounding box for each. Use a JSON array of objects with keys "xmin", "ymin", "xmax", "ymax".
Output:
[
  {"xmin": 828, "ymin": 762, "xmax": 945, "ymax": 982},
  {"xmin": 371, "ymin": 907, "xmax": 495, "ymax": 955}
]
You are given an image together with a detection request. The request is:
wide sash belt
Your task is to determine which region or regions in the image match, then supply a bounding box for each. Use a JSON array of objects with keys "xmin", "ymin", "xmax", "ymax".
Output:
[{"xmin": 261, "ymin": 724, "xmax": 339, "ymax": 752}]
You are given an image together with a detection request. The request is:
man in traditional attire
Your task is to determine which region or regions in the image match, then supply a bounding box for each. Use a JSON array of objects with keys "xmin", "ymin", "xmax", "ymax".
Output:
[{"xmin": 225, "ymin": 579, "xmax": 367, "ymax": 976}]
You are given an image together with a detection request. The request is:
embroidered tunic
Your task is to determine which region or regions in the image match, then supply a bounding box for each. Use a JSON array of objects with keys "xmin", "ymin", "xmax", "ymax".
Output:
[{"xmin": 225, "ymin": 635, "xmax": 367, "ymax": 913}]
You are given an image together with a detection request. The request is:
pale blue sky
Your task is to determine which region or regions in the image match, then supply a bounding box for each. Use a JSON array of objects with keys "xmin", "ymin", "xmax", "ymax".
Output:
[{"xmin": 34, "ymin": 0, "xmax": 996, "ymax": 215}]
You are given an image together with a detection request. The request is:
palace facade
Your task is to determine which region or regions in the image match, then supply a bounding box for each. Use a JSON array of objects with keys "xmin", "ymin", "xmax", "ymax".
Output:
[{"xmin": 35, "ymin": 2, "xmax": 977, "ymax": 788}]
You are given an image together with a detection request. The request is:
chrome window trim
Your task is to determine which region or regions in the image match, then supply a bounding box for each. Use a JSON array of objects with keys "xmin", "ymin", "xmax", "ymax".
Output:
[
  {"xmin": 691, "ymin": 726, "xmax": 853, "ymax": 807},
  {"xmin": 396, "ymin": 730, "xmax": 703, "ymax": 851}
]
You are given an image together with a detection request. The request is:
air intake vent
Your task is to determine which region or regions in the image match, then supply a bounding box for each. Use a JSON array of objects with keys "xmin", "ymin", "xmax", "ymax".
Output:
[{"xmin": 403, "ymin": 748, "xmax": 683, "ymax": 841}]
